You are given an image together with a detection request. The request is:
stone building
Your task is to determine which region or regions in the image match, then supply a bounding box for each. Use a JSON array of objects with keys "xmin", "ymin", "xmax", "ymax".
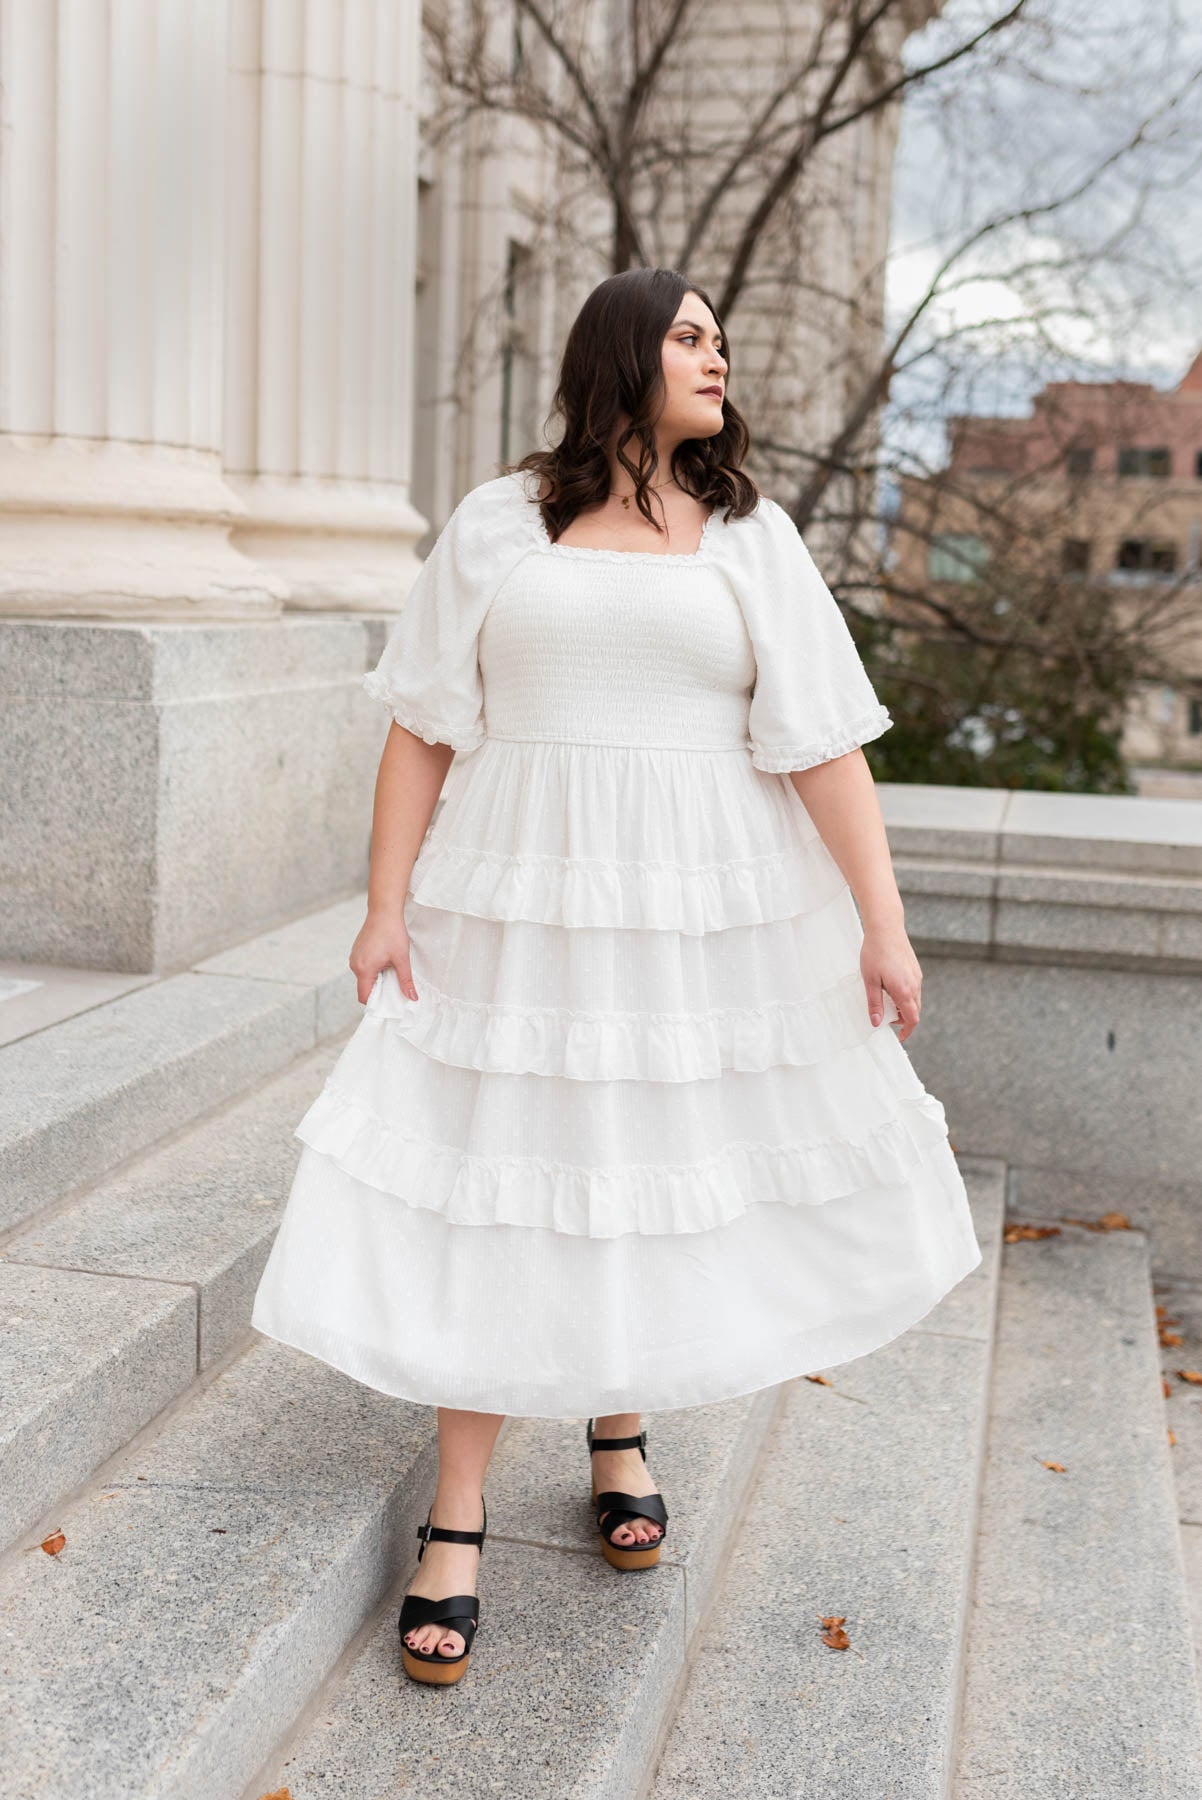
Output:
[{"xmin": 0, "ymin": 0, "xmax": 931, "ymax": 977}]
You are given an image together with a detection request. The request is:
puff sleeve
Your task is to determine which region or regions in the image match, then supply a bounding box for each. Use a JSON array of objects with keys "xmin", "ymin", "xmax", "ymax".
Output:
[
  {"xmin": 726, "ymin": 496, "xmax": 893, "ymax": 774},
  {"xmin": 361, "ymin": 473, "xmax": 535, "ymax": 753}
]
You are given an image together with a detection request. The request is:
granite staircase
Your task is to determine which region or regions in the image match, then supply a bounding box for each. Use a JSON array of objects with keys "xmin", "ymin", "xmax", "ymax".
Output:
[{"xmin": 2, "ymin": 899, "xmax": 1200, "ymax": 1800}]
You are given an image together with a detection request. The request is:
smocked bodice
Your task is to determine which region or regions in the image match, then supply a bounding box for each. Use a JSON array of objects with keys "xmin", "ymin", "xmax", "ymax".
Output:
[{"xmin": 478, "ymin": 547, "xmax": 757, "ymax": 751}]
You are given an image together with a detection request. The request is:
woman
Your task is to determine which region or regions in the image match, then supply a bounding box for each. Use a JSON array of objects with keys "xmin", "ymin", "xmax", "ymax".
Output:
[{"xmin": 250, "ymin": 267, "xmax": 983, "ymax": 1686}]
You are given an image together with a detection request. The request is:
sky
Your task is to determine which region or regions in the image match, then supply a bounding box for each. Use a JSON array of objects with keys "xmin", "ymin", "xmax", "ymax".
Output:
[{"xmin": 884, "ymin": 0, "xmax": 1202, "ymax": 460}]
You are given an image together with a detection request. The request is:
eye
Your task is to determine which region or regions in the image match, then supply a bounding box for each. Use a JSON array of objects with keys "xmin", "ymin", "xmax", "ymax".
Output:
[{"xmin": 680, "ymin": 333, "xmax": 724, "ymax": 352}]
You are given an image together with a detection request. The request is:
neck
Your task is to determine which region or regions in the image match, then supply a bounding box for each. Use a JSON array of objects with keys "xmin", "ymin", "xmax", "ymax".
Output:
[{"xmin": 606, "ymin": 430, "xmax": 683, "ymax": 499}]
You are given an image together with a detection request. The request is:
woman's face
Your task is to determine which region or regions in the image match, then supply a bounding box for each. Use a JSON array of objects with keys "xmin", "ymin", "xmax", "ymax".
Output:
[{"xmin": 658, "ymin": 293, "xmax": 727, "ymax": 441}]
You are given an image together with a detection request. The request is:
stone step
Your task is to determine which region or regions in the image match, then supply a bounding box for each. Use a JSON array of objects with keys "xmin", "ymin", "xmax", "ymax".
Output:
[
  {"xmin": 241, "ymin": 1157, "xmax": 1002, "ymax": 1800},
  {"xmin": 952, "ymin": 1214, "xmax": 1202, "ymax": 1796},
  {"xmin": 0, "ymin": 1338, "xmax": 443, "ymax": 1800},
  {"xmin": 648, "ymin": 1157, "xmax": 1004, "ymax": 1798},
  {"xmin": 0, "ymin": 894, "xmax": 365, "ymax": 1236},
  {"xmin": 1154, "ymin": 1276, "xmax": 1202, "ymax": 1702},
  {"xmin": 243, "ymin": 1384, "xmax": 780, "ymax": 1800},
  {"xmin": 0, "ymin": 1036, "xmax": 343, "ymax": 1551},
  {"xmin": 0, "ymin": 1341, "xmax": 777, "ymax": 1800}
]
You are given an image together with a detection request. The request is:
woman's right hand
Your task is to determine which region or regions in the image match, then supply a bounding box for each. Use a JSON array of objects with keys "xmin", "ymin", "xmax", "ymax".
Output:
[{"xmin": 349, "ymin": 909, "xmax": 419, "ymax": 1006}]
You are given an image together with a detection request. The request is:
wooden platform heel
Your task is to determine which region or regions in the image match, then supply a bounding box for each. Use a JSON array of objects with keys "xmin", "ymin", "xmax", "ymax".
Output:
[
  {"xmin": 585, "ymin": 1418, "xmax": 669, "ymax": 1570},
  {"xmin": 398, "ymin": 1497, "xmax": 487, "ymax": 1685}
]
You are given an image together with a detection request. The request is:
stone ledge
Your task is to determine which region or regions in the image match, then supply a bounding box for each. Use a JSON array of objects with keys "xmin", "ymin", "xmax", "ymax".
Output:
[{"xmin": 880, "ymin": 784, "xmax": 1202, "ymax": 970}]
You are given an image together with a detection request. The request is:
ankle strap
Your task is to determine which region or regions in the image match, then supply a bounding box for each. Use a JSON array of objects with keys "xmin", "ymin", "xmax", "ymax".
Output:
[
  {"xmin": 586, "ymin": 1420, "xmax": 647, "ymax": 1456},
  {"xmin": 416, "ymin": 1497, "xmax": 487, "ymax": 1560}
]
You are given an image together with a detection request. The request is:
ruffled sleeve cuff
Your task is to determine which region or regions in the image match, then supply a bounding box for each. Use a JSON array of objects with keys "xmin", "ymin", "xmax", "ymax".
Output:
[
  {"xmin": 360, "ymin": 671, "xmax": 487, "ymax": 753},
  {"xmin": 749, "ymin": 701, "xmax": 894, "ymax": 773},
  {"xmin": 716, "ymin": 495, "xmax": 894, "ymax": 776}
]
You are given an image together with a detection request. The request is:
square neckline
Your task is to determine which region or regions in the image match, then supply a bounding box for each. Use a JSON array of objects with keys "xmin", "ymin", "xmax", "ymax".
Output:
[{"xmin": 529, "ymin": 494, "xmax": 720, "ymax": 565}]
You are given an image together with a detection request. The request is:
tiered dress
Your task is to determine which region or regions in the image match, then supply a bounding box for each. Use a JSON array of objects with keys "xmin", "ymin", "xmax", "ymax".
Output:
[{"xmin": 250, "ymin": 468, "xmax": 982, "ymax": 1417}]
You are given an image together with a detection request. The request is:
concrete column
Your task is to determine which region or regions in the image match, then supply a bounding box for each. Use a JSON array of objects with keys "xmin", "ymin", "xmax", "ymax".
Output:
[
  {"xmin": 225, "ymin": 0, "xmax": 425, "ymax": 612},
  {"xmin": 0, "ymin": 0, "xmax": 285, "ymax": 617}
]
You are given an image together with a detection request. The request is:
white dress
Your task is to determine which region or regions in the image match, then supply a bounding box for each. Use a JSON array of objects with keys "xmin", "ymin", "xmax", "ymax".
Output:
[{"xmin": 250, "ymin": 469, "xmax": 982, "ymax": 1417}]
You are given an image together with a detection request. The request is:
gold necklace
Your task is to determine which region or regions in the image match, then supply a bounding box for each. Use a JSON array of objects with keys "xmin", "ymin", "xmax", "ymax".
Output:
[{"xmin": 608, "ymin": 480, "xmax": 680, "ymax": 510}]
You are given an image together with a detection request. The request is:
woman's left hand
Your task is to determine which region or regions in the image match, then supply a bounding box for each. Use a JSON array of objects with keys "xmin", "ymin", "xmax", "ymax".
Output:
[{"xmin": 861, "ymin": 919, "xmax": 922, "ymax": 1043}]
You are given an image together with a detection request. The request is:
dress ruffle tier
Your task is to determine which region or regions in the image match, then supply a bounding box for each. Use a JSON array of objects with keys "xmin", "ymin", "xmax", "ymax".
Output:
[{"xmin": 251, "ymin": 470, "xmax": 983, "ymax": 1416}]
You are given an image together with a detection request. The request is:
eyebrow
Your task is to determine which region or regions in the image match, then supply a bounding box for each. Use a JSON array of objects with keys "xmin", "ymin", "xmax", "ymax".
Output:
[{"xmin": 674, "ymin": 318, "xmax": 723, "ymax": 340}]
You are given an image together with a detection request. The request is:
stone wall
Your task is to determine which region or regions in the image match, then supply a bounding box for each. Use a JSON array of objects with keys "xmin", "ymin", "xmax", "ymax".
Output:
[{"xmin": 882, "ymin": 783, "xmax": 1202, "ymax": 1266}]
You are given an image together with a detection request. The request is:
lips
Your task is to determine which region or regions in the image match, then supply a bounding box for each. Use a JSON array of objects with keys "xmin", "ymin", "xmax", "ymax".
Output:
[{"xmin": 697, "ymin": 388, "xmax": 723, "ymax": 398}]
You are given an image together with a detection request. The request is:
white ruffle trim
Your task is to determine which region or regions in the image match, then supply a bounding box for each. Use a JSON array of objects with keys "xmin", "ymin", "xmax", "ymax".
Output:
[
  {"xmin": 363, "ymin": 963, "xmax": 900, "ymax": 1081},
  {"xmin": 408, "ymin": 830, "xmax": 848, "ymax": 933},
  {"xmin": 293, "ymin": 1084, "xmax": 951, "ymax": 1238},
  {"xmin": 360, "ymin": 669, "xmax": 485, "ymax": 752},
  {"xmin": 750, "ymin": 703, "xmax": 893, "ymax": 773}
]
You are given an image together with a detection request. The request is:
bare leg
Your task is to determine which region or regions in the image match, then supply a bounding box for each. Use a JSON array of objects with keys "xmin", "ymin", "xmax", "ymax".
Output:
[
  {"xmin": 590, "ymin": 1411, "xmax": 664, "ymax": 1546},
  {"xmin": 402, "ymin": 1407, "xmax": 504, "ymax": 1658}
]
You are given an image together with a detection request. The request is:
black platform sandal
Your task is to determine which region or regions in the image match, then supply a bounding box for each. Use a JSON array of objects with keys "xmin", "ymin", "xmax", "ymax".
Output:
[
  {"xmin": 586, "ymin": 1419, "xmax": 669, "ymax": 1570},
  {"xmin": 398, "ymin": 1497, "xmax": 487, "ymax": 1685}
]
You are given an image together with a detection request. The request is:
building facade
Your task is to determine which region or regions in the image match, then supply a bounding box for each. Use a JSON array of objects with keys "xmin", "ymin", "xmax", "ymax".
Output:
[
  {"xmin": 889, "ymin": 354, "xmax": 1202, "ymax": 771},
  {"xmin": 0, "ymin": 0, "xmax": 932, "ymax": 971}
]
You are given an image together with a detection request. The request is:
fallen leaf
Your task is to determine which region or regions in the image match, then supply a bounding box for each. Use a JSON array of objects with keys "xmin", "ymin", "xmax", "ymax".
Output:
[
  {"xmin": 1042, "ymin": 1461, "xmax": 1067, "ymax": 1473},
  {"xmin": 1004, "ymin": 1223, "xmax": 1061, "ymax": 1242},
  {"xmin": 1061, "ymin": 1213, "xmax": 1132, "ymax": 1232},
  {"xmin": 819, "ymin": 1614, "xmax": 850, "ymax": 1650},
  {"xmin": 1163, "ymin": 1378, "xmax": 1172, "ymax": 1398},
  {"xmin": 1168, "ymin": 1429, "xmax": 1177, "ymax": 1447},
  {"xmin": 40, "ymin": 1529, "xmax": 66, "ymax": 1556},
  {"xmin": 804, "ymin": 1374, "xmax": 832, "ymax": 1386},
  {"xmin": 1175, "ymin": 1370, "xmax": 1202, "ymax": 1385},
  {"xmin": 1161, "ymin": 1332, "xmax": 1184, "ymax": 1347}
]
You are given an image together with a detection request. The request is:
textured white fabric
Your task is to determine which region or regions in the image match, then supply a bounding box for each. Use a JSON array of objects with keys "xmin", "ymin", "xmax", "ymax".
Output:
[
  {"xmin": 251, "ymin": 469, "xmax": 982, "ymax": 1416},
  {"xmin": 255, "ymin": 1134, "xmax": 981, "ymax": 1417},
  {"xmin": 358, "ymin": 469, "xmax": 894, "ymax": 770}
]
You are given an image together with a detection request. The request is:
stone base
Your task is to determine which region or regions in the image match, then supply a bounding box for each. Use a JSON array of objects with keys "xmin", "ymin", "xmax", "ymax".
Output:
[{"xmin": 0, "ymin": 615, "xmax": 394, "ymax": 972}]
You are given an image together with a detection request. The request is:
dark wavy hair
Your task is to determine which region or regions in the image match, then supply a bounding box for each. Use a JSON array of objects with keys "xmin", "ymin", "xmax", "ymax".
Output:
[{"xmin": 505, "ymin": 268, "xmax": 760, "ymax": 541}]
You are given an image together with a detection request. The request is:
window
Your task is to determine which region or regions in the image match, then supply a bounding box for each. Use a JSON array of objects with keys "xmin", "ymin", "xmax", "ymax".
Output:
[
  {"xmin": 929, "ymin": 533, "xmax": 990, "ymax": 583},
  {"xmin": 1061, "ymin": 538, "xmax": 1091, "ymax": 574},
  {"xmin": 1116, "ymin": 538, "xmax": 1178, "ymax": 573},
  {"xmin": 1195, "ymin": 450, "xmax": 1202, "ymax": 479},
  {"xmin": 1066, "ymin": 446, "xmax": 1094, "ymax": 476},
  {"xmin": 1117, "ymin": 446, "xmax": 1171, "ymax": 477},
  {"xmin": 1189, "ymin": 696, "xmax": 1202, "ymax": 736}
]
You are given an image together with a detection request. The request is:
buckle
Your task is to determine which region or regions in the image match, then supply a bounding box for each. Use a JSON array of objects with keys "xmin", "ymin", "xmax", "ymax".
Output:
[{"xmin": 639, "ymin": 1430, "xmax": 647, "ymax": 1450}]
